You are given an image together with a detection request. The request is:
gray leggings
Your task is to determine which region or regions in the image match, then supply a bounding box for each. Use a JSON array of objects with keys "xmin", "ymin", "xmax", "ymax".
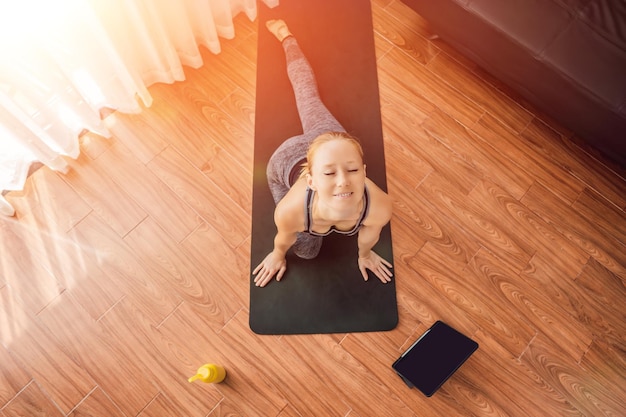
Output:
[{"xmin": 266, "ymin": 36, "xmax": 346, "ymax": 259}]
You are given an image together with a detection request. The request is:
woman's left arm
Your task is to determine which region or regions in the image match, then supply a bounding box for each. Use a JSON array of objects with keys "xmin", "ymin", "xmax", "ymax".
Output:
[
  {"xmin": 357, "ymin": 224, "xmax": 393, "ymax": 283},
  {"xmin": 357, "ymin": 183, "xmax": 393, "ymax": 283}
]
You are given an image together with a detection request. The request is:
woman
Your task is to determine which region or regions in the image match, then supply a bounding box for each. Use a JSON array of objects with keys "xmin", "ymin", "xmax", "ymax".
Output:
[{"xmin": 253, "ymin": 19, "xmax": 393, "ymax": 287}]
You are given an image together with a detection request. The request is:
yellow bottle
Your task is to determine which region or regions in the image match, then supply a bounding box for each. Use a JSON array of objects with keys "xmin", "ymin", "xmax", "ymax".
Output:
[{"xmin": 188, "ymin": 364, "xmax": 227, "ymax": 384}]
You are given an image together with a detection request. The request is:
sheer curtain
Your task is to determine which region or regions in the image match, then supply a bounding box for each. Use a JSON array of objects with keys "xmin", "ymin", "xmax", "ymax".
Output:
[{"xmin": 0, "ymin": 0, "xmax": 278, "ymax": 216}]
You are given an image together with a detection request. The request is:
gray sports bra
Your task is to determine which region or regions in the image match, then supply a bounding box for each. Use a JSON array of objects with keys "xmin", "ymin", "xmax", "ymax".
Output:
[{"xmin": 304, "ymin": 185, "xmax": 370, "ymax": 237}]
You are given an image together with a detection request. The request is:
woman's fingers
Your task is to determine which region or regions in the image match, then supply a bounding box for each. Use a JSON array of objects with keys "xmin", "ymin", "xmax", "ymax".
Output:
[
  {"xmin": 372, "ymin": 258, "xmax": 392, "ymax": 283},
  {"xmin": 255, "ymin": 268, "xmax": 272, "ymax": 287},
  {"xmin": 253, "ymin": 263, "xmax": 270, "ymax": 286},
  {"xmin": 253, "ymin": 255, "xmax": 287, "ymax": 287},
  {"xmin": 377, "ymin": 265, "xmax": 393, "ymax": 283},
  {"xmin": 275, "ymin": 264, "xmax": 287, "ymax": 282},
  {"xmin": 256, "ymin": 268, "xmax": 274, "ymax": 287},
  {"xmin": 358, "ymin": 254, "xmax": 393, "ymax": 283},
  {"xmin": 359, "ymin": 264, "xmax": 369, "ymax": 281},
  {"xmin": 254, "ymin": 264, "xmax": 287, "ymax": 287}
]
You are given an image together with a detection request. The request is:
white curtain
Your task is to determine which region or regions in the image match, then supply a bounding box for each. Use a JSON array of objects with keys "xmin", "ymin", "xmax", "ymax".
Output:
[{"xmin": 0, "ymin": 0, "xmax": 278, "ymax": 216}]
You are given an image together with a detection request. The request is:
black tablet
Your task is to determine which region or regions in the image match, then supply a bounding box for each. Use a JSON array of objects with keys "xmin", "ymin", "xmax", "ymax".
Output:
[{"xmin": 392, "ymin": 321, "xmax": 478, "ymax": 396}]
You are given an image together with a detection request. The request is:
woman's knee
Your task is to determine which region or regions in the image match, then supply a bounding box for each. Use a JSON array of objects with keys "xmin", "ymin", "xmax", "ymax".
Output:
[{"xmin": 292, "ymin": 233, "xmax": 322, "ymax": 259}]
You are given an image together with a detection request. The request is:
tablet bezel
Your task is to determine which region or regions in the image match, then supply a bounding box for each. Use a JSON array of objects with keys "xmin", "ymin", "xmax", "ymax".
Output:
[{"xmin": 392, "ymin": 320, "xmax": 478, "ymax": 396}]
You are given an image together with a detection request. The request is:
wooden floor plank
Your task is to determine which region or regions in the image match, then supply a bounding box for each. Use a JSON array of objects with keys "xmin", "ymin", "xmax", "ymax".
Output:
[
  {"xmin": 372, "ymin": 1, "xmax": 440, "ymax": 65},
  {"xmin": 124, "ymin": 217, "xmax": 242, "ymax": 332},
  {"xmin": 389, "ymin": 175, "xmax": 482, "ymax": 266},
  {"xmin": 415, "ymin": 172, "xmax": 533, "ymax": 270},
  {"xmin": 409, "ymin": 125, "xmax": 482, "ymax": 194},
  {"xmin": 382, "ymin": 0, "xmax": 439, "ymax": 41},
  {"xmin": 469, "ymin": 249, "xmax": 593, "ymax": 362},
  {"xmin": 0, "ymin": 289, "xmax": 96, "ymax": 415},
  {"xmin": 218, "ymin": 87, "xmax": 255, "ymax": 140},
  {"xmin": 67, "ymin": 388, "xmax": 125, "ymax": 417},
  {"xmin": 469, "ymin": 179, "xmax": 589, "ymax": 275},
  {"xmin": 0, "ymin": 343, "xmax": 30, "ymax": 408},
  {"xmin": 378, "ymin": 63, "xmax": 436, "ymax": 129},
  {"xmin": 521, "ymin": 118, "xmax": 626, "ymax": 210},
  {"xmin": 147, "ymin": 145, "xmax": 249, "ymax": 248},
  {"xmin": 158, "ymin": 305, "xmax": 287, "ymax": 417},
  {"xmin": 0, "ymin": 218, "xmax": 64, "ymax": 315},
  {"xmin": 176, "ymin": 57, "xmax": 240, "ymax": 106},
  {"xmin": 422, "ymin": 108, "xmax": 533, "ymax": 200},
  {"xmin": 123, "ymin": 89, "xmax": 221, "ymax": 169},
  {"xmin": 61, "ymin": 151, "xmax": 147, "ymax": 237},
  {"xmin": 2, "ymin": 382, "xmax": 65, "ymax": 417},
  {"xmin": 378, "ymin": 48, "xmax": 483, "ymax": 127},
  {"xmin": 98, "ymin": 298, "xmax": 223, "ymax": 417},
  {"xmin": 426, "ymin": 52, "xmax": 533, "ymax": 134},
  {"xmin": 278, "ymin": 333, "xmax": 417, "ymax": 417},
  {"xmin": 472, "ymin": 114, "xmax": 586, "ymax": 205},
  {"xmin": 521, "ymin": 254, "xmax": 625, "ymax": 354},
  {"xmin": 579, "ymin": 338, "xmax": 626, "ymax": 407},
  {"xmin": 572, "ymin": 188, "xmax": 626, "ymax": 245},
  {"xmin": 179, "ymin": 222, "xmax": 250, "ymax": 313},
  {"xmin": 396, "ymin": 259, "xmax": 480, "ymax": 342},
  {"xmin": 105, "ymin": 112, "xmax": 169, "ymax": 165},
  {"xmin": 137, "ymin": 393, "xmax": 182, "ymax": 417},
  {"xmin": 574, "ymin": 258, "xmax": 626, "ymax": 351},
  {"xmin": 449, "ymin": 330, "xmax": 582, "ymax": 417},
  {"xmin": 63, "ymin": 260, "xmax": 125, "ymax": 322},
  {"xmin": 522, "ymin": 182, "xmax": 626, "ymax": 277},
  {"xmin": 408, "ymin": 243, "xmax": 535, "ymax": 357},
  {"xmin": 5, "ymin": 167, "xmax": 91, "ymax": 234},
  {"xmin": 219, "ymin": 311, "xmax": 352, "ymax": 417},
  {"xmin": 226, "ymin": 14, "xmax": 258, "ymax": 63},
  {"xmin": 10, "ymin": 215, "xmax": 126, "ymax": 320},
  {"xmin": 340, "ymin": 324, "xmax": 477, "ymax": 416},
  {"xmin": 383, "ymin": 130, "xmax": 433, "ymax": 190},
  {"xmin": 95, "ymin": 140, "xmax": 202, "ymax": 243},
  {"xmin": 72, "ymin": 212, "xmax": 182, "ymax": 325},
  {"xmin": 200, "ymin": 45, "xmax": 257, "ymax": 98},
  {"xmin": 37, "ymin": 293, "xmax": 161, "ymax": 417},
  {"xmin": 521, "ymin": 334, "xmax": 625, "ymax": 416},
  {"xmin": 161, "ymin": 83, "xmax": 254, "ymax": 170},
  {"xmin": 275, "ymin": 404, "xmax": 305, "ymax": 417},
  {"xmin": 199, "ymin": 141, "xmax": 253, "ymax": 214},
  {"xmin": 373, "ymin": 31, "xmax": 395, "ymax": 62},
  {"xmin": 383, "ymin": 0, "xmax": 481, "ymax": 72}
]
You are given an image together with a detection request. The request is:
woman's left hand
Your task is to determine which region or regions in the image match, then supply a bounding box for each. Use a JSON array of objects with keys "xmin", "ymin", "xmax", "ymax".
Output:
[{"xmin": 358, "ymin": 251, "xmax": 393, "ymax": 283}]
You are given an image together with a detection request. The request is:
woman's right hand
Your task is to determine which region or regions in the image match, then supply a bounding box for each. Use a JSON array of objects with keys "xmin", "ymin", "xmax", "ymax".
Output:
[{"xmin": 253, "ymin": 251, "xmax": 287, "ymax": 287}]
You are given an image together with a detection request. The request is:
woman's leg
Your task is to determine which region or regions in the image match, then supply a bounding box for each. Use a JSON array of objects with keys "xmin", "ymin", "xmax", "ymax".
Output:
[
  {"xmin": 282, "ymin": 36, "xmax": 345, "ymax": 136},
  {"xmin": 266, "ymin": 137, "xmax": 323, "ymax": 259},
  {"xmin": 267, "ymin": 29, "xmax": 347, "ymax": 201},
  {"xmin": 266, "ymin": 133, "xmax": 323, "ymax": 260}
]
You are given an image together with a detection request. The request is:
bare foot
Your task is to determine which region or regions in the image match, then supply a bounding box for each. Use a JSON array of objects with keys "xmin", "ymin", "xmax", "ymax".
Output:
[{"xmin": 266, "ymin": 19, "xmax": 292, "ymax": 42}]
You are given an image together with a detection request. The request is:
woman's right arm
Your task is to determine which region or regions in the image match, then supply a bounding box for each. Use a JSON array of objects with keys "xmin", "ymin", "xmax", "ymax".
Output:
[{"xmin": 252, "ymin": 202, "xmax": 300, "ymax": 287}]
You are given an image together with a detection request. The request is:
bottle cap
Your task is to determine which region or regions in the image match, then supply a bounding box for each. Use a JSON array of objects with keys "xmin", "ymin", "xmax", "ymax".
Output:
[{"xmin": 188, "ymin": 364, "xmax": 225, "ymax": 383}]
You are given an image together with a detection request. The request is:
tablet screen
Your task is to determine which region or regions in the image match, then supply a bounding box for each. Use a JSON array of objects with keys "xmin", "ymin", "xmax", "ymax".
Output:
[{"xmin": 392, "ymin": 321, "xmax": 478, "ymax": 396}]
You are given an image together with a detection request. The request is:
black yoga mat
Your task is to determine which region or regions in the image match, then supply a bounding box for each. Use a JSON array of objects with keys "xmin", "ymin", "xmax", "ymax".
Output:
[{"xmin": 250, "ymin": 0, "xmax": 397, "ymax": 335}]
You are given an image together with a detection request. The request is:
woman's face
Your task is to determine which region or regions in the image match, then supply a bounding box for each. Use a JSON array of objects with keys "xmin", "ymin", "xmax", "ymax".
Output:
[{"xmin": 306, "ymin": 139, "xmax": 366, "ymax": 210}]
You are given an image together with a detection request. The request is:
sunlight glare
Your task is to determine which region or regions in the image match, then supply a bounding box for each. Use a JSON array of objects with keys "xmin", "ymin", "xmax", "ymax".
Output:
[{"xmin": 71, "ymin": 68, "xmax": 106, "ymax": 107}]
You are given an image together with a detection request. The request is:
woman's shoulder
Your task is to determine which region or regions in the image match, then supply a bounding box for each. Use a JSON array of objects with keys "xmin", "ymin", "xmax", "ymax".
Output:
[
  {"xmin": 365, "ymin": 178, "xmax": 392, "ymax": 204},
  {"xmin": 365, "ymin": 178, "xmax": 392, "ymax": 225},
  {"xmin": 274, "ymin": 179, "xmax": 307, "ymax": 230}
]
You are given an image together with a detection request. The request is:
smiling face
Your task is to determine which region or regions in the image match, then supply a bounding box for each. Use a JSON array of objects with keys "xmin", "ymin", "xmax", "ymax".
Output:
[{"xmin": 306, "ymin": 137, "xmax": 366, "ymax": 211}]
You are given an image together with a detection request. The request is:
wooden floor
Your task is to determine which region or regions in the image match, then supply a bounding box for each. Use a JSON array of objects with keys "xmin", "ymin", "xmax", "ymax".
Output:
[{"xmin": 2, "ymin": 1, "xmax": 625, "ymax": 416}]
